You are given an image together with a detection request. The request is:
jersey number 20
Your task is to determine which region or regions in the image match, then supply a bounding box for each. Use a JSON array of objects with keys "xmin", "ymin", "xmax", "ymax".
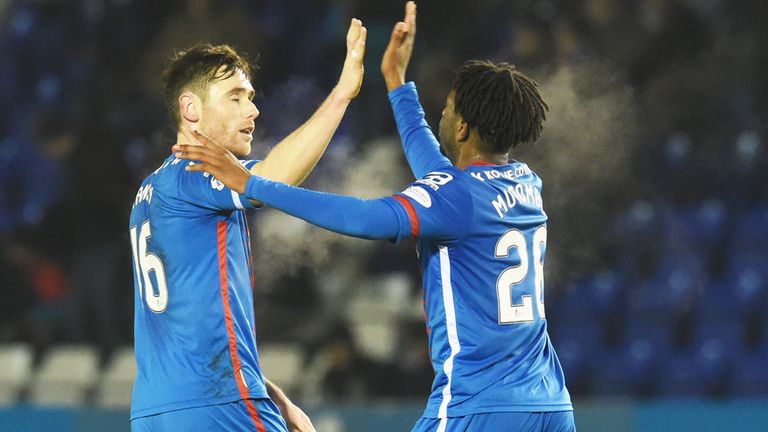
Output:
[
  {"xmin": 494, "ymin": 226, "xmax": 546, "ymax": 324},
  {"xmin": 130, "ymin": 221, "xmax": 169, "ymax": 313}
]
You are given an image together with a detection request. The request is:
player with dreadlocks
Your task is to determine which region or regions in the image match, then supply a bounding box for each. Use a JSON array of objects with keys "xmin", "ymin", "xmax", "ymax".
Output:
[{"xmin": 173, "ymin": 2, "xmax": 575, "ymax": 431}]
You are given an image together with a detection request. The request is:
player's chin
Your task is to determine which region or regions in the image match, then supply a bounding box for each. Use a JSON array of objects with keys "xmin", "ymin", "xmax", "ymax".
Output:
[{"xmin": 232, "ymin": 136, "xmax": 252, "ymax": 157}]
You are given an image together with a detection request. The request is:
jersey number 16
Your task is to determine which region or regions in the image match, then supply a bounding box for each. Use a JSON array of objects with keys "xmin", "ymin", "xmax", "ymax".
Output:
[{"xmin": 130, "ymin": 221, "xmax": 169, "ymax": 313}]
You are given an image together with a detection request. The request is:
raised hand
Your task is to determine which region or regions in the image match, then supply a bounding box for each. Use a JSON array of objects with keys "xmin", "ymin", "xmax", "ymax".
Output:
[
  {"xmin": 334, "ymin": 18, "xmax": 368, "ymax": 101},
  {"xmin": 173, "ymin": 130, "xmax": 252, "ymax": 194},
  {"xmin": 381, "ymin": 1, "xmax": 417, "ymax": 92}
]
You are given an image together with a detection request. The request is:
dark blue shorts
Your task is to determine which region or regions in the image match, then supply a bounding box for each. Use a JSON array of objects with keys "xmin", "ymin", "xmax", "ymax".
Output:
[
  {"xmin": 131, "ymin": 398, "xmax": 288, "ymax": 432},
  {"xmin": 412, "ymin": 411, "xmax": 576, "ymax": 432}
]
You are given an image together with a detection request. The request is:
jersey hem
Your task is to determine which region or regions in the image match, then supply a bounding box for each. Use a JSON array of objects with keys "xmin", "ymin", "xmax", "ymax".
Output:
[
  {"xmin": 421, "ymin": 402, "xmax": 574, "ymax": 419},
  {"xmin": 130, "ymin": 391, "xmax": 269, "ymax": 420}
]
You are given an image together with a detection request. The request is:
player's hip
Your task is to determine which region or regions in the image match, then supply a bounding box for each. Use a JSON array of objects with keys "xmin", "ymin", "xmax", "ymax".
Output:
[
  {"xmin": 131, "ymin": 398, "xmax": 287, "ymax": 432},
  {"xmin": 423, "ymin": 376, "xmax": 572, "ymax": 418}
]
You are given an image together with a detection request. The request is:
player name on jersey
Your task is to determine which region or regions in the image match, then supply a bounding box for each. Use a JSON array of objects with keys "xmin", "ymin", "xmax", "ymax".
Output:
[
  {"xmin": 469, "ymin": 165, "xmax": 532, "ymax": 182},
  {"xmin": 489, "ymin": 181, "xmax": 543, "ymax": 219}
]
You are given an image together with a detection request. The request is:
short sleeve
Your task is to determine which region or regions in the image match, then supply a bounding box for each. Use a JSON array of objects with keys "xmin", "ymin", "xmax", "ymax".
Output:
[
  {"xmin": 390, "ymin": 169, "xmax": 472, "ymax": 242},
  {"xmin": 177, "ymin": 159, "xmax": 260, "ymax": 211}
]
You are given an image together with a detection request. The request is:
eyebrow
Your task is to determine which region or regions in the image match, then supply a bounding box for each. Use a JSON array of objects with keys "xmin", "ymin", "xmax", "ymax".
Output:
[{"xmin": 227, "ymin": 86, "xmax": 255, "ymax": 100}]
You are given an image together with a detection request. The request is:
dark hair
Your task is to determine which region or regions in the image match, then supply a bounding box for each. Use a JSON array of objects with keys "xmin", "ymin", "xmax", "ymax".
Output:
[
  {"xmin": 451, "ymin": 60, "xmax": 548, "ymax": 152},
  {"xmin": 162, "ymin": 43, "xmax": 253, "ymax": 128}
]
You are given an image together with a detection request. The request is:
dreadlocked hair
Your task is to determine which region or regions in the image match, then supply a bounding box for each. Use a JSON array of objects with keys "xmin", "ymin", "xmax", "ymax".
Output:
[{"xmin": 452, "ymin": 60, "xmax": 549, "ymax": 153}]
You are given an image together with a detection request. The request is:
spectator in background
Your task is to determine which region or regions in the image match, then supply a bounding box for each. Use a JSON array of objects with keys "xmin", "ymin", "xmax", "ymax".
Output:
[{"xmin": 1, "ymin": 233, "xmax": 69, "ymax": 349}]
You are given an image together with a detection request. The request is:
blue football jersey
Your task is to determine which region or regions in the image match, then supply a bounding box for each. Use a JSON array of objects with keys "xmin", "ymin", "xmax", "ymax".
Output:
[
  {"xmin": 393, "ymin": 162, "xmax": 572, "ymax": 418},
  {"xmin": 128, "ymin": 155, "xmax": 268, "ymax": 419},
  {"xmin": 387, "ymin": 82, "xmax": 572, "ymax": 419}
]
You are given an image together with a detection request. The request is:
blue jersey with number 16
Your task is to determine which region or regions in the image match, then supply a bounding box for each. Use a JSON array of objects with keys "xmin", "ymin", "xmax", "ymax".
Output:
[{"xmin": 128, "ymin": 155, "xmax": 268, "ymax": 420}]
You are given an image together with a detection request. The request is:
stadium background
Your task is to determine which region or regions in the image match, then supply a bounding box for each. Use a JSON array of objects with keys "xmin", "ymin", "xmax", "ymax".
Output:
[{"xmin": 1, "ymin": 0, "xmax": 767, "ymax": 430}]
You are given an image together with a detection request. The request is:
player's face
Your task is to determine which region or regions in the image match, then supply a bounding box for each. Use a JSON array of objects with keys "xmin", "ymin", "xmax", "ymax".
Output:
[
  {"xmin": 438, "ymin": 91, "xmax": 460, "ymax": 162},
  {"xmin": 198, "ymin": 68, "xmax": 259, "ymax": 157}
]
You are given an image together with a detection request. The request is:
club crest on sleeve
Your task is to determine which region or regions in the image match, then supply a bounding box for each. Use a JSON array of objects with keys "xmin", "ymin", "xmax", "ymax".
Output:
[{"xmin": 402, "ymin": 186, "xmax": 432, "ymax": 208}]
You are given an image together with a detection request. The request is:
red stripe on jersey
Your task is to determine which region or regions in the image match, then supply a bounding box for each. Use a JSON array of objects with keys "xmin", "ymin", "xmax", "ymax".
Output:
[
  {"xmin": 392, "ymin": 195, "xmax": 420, "ymax": 237},
  {"xmin": 245, "ymin": 222, "xmax": 256, "ymax": 291},
  {"xmin": 467, "ymin": 160, "xmax": 499, "ymax": 167},
  {"xmin": 217, "ymin": 221, "xmax": 266, "ymax": 432}
]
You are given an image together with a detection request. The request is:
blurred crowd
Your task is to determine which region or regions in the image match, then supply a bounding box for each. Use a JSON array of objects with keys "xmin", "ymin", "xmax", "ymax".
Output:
[{"xmin": 1, "ymin": 0, "xmax": 766, "ymax": 400}]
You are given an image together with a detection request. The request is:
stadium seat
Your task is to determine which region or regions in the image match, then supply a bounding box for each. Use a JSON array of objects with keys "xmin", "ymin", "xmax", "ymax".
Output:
[
  {"xmin": 258, "ymin": 343, "xmax": 303, "ymax": 394},
  {"xmin": 756, "ymin": 317, "xmax": 768, "ymax": 350},
  {"xmin": 562, "ymin": 271, "xmax": 624, "ymax": 319},
  {"xmin": 691, "ymin": 337, "xmax": 735, "ymax": 393},
  {"xmin": 729, "ymin": 347, "xmax": 768, "ymax": 397},
  {"xmin": 653, "ymin": 349, "xmax": 713, "ymax": 397},
  {"xmin": 591, "ymin": 338, "xmax": 660, "ymax": 397},
  {"xmin": 624, "ymin": 283, "xmax": 681, "ymax": 327},
  {"xmin": 612, "ymin": 200, "xmax": 662, "ymax": 244},
  {"xmin": 28, "ymin": 345, "xmax": 99, "ymax": 406},
  {"xmin": 0, "ymin": 343, "xmax": 34, "ymax": 405},
  {"xmin": 610, "ymin": 201, "xmax": 662, "ymax": 278},
  {"xmin": 732, "ymin": 205, "xmax": 768, "ymax": 247},
  {"xmin": 622, "ymin": 321, "xmax": 674, "ymax": 347},
  {"xmin": 94, "ymin": 346, "xmax": 136, "ymax": 408},
  {"xmin": 351, "ymin": 322, "xmax": 397, "ymax": 362},
  {"xmin": 590, "ymin": 271, "xmax": 624, "ymax": 311},
  {"xmin": 690, "ymin": 320, "xmax": 747, "ymax": 353},
  {"xmin": 725, "ymin": 251, "xmax": 768, "ymax": 285},
  {"xmin": 552, "ymin": 338, "xmax": 591, "ymax": 394},
  {"xmin": 548, "ymin": 315, "xmax": 603, "ymax": 352},
  {"xmin": 663, "ymin": 200, "xmax": 727, "ymax": 249},
  {"xmin": 693, "ymin": 276, "xmax": 764, "ymax": 322},
  {"xmin": 624, "ymin": 251, "xmax": 707, "ymax": 326}
]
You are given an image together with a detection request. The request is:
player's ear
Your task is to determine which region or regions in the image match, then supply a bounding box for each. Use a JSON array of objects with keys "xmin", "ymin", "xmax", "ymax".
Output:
[
  {"xmin": 179, "ymin": 92, "xmax": 201, "ymax": 123},
  {"xmin": 456, "ymin": 119, "xmax": 469, "ymax": 143}
]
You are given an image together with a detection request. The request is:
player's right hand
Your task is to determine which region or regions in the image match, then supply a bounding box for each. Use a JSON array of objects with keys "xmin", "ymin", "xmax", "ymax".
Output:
[
  {"xmin": 334, "ymin": 18, "xmax": 367, "ymax": 101},
  {"xmin": 381, "ymin": 1, "xmax": 417, "ymax": 92}
]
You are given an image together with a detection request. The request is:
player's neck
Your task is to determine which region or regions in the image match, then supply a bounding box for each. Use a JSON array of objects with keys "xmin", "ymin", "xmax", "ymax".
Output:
[
  {"xmin": 456, "ymin": 149, "xmax": 509, "ymax": 169},
  {"xmin": 176, "ymin": 127, "xmax": 198, "ymax": 148}
]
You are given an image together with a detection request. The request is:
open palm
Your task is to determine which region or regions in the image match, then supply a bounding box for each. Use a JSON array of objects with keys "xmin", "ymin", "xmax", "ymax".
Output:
[
  {"xmin": 335, "ymin": 18, "xmax": 368, "ymax": 100},
  {"xmin": 381, "ymin": 1, "xmax": 417, "ymax": 92}
]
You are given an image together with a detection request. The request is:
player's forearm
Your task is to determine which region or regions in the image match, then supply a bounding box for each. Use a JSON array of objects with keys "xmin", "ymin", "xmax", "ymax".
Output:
[
  {"xmin": 252, "ymin": 90, "xmax": 351, "ymax": 186},
  {"xmin": 244, "ymin": 175, "xmax": 405, "ymax": 241},
  {"xmin": 388, "ymin": 82, "xmax": 451, "ymax": 178}
]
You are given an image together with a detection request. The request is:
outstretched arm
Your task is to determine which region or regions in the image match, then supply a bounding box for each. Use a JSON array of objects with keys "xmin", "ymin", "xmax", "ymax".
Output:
[
  {"xmin": 173, "ymin": 132, "xmax": 411, "ymax": 242},
  {"xmin": 252, "ymin": 18, "xmax": 367, "ymax": 186},
  {"xmin": 381, "ymin": 2, "xmax": 451, "ymax": 179}
]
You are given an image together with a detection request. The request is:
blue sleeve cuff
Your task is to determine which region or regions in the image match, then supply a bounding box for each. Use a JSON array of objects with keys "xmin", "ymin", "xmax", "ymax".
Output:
[{"xmin": 388, "ymin": 81, "xmax": 417, "ymax": 102}]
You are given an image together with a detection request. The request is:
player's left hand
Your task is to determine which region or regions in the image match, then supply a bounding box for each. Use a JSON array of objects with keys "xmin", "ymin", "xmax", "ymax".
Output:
[
  {"xmin": 173, "ymin": 130, "xmax": 252, "ymax": 194},
  {"xmin": 279, "ymin": 401, "xmax": 317, "ymax": 432},
  {"xmin": 334, "ymin": 18, "xmax": 367, "ymax": 101}
]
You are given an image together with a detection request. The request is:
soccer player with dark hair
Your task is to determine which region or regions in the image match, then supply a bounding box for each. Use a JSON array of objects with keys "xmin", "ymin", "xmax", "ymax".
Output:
[
  {"xmin": 129, "ymin": 20, "xmax": 367, "ymax": 432},
  {"xmin": 174, "ymin": 3, "xmax": 575, "ymax": 431}
]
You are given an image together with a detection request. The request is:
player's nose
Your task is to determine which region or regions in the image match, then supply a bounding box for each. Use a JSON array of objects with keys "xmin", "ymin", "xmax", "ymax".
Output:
[{"xmin": 246, "ymin": 100, "xmax": 259, "ymax": 120}]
